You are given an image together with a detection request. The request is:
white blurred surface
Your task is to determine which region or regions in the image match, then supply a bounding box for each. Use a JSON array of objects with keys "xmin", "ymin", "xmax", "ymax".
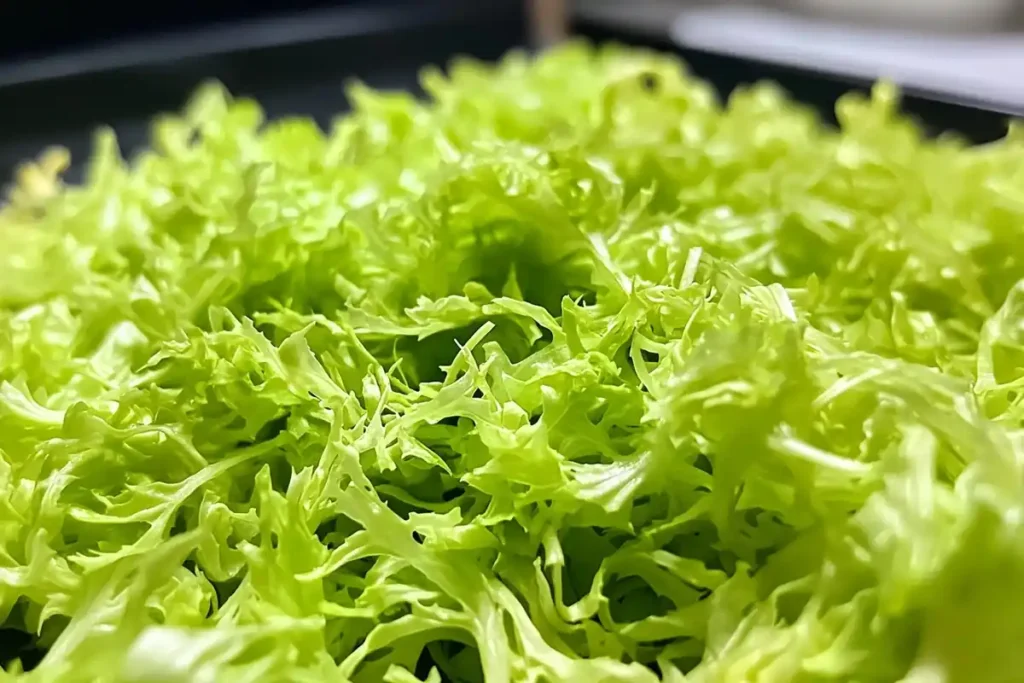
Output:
[
  {"xmin": 782, "ymin": 0, "xmax": 1015, "ymax": 31},
  {"xmin": 670, "ymin": 7, "xmax": 1024, "ymax": 111},
  {"xmin": 576, "ymin": 0, "xmax": 1024, "ymax": 32},
  {"xmin": 790, "ymin": 0, "xmax": 1016, "ymax": 31},
  {"xmin": 575, "ymin": 0, "xmax": 701, "ymax": 35}
]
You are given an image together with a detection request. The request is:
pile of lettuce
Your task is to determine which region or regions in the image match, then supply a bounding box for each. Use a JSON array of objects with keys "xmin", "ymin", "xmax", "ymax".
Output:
[{"xmin": 2, "ymin": 43, "xmax": 1024, "ymax": 683}]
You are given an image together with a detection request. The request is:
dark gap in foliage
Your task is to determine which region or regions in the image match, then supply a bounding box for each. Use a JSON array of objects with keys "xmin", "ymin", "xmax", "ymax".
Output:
[
  {"xmin": 664, "ymin": 520, "xmax": 731, "ymax": 574},
  {"xmin": 775, "ymin": 588, "xmax": 812, "ymax": 625},
  {"xmin": 0, "ymin": 628, "xmax": 45, "ymax": 672},
  {"xmin": 587, "ymin": 400, "xmax": 610, "ymax": 426},
  {"xmin": 255, "ymin": 412, "xmax": 290, "ymax": 443},
  {"xmin": 267, "ymin": 451, "xmax": 293, "ymax": 493},
  {"xmin": 636, "ymin": 639, "xmax": 698, "ymax": 669},
  {"xmin": 315, "ymin": 520, "xmax": 336, "ymax": 545},
  {"xmin": 441, "ymin": 486, "xmax": 464, "ymax": 503},
  {"xmin": 604, "ymin": 575, "xmax": 674, "ymax": 624},
  {"xmin": 484, "ymin": 317, "xmax": 538, "ymax": 365},
  {"xmin": 638, "ymin": 72, "xmax": 660, "ymax": 93},
  {"xmin": 383, "ymin": 472, "xmax": 461, "ymax": 518},
  {"xmin": 677, "ymin": 656, "xmax": 704, "ymax": 674},
  {"xmin": 394, "ymin": 325, "xmax": 481, "ymax": 386},
  {"xmin": 646, "ymin": 658, "xmax": 664, "ymax": 677},
  {"xmin": 426, "ymin": 640, "xmax": 482, "ymax": 683},
  {"xmin": 360, "ymin": 646, "xmax": 393, "ymax": 665},
  {"xmin": 170, "ymin": 507, "xmax": 189, "ymax": 537},
  {"xmin": 213, "ymin": 577, "xmax": 244, "ymax": 608},
  {"xmin": 606, "ymin": 425, "xmax": 639, "ymax": 444},
  {"xmin": 225, "ymin": 461, "xmax": 261, "ymax": 506},
  {"xmin": 559, "ymin": 527, "xmax": 616, "ymax": 603},
  {"xmin": 414, "ymin": 646, "xmax": 442, "ymax": 681},
  {"xmin": 471, "ymin": 230, "xmax": 578, "ymax": 318}
]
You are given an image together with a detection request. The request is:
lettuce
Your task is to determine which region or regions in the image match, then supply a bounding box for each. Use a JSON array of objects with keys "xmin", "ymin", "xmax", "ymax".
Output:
[{"xmin": 1, "ymin": 43, "xmax": 1023, "ymax": 682}]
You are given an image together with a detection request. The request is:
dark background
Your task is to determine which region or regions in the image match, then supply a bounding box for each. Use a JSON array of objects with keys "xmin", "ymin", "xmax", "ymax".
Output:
[
  {"xmin": 0, "ymin": 0, "xmax": 529, "ymax": 179},
  {"xmin": 0, "ymin": 0, "xmax": 1008, "ymax": 181},
  {"xmin": 0, "ymin": 1, "xmax": 358, "ymax": 61}
]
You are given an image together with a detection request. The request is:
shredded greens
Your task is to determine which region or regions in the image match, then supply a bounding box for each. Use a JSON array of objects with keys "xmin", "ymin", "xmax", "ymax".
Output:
[{"xmin": 2, "ymin": 43, "xmax": 1024, "ymax": 683}]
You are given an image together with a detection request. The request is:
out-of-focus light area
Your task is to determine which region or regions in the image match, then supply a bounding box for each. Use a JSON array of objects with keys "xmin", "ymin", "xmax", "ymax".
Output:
[
  {"xmin": 576, "ymin": 0, "xmax": 1024, "ymax": 111},
  {"xmin": 0, "ymin": 0, "xmax": 1015, "ymax": 181},
  {"xmin": 1, "ymin": 1, "xmax": 1018, "ymax": 113}
]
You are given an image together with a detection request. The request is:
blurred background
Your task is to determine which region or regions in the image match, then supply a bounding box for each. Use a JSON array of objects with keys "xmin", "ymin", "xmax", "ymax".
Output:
[
  {"xmin": 578, "ymin": 0, "xmax": 1024, "ymax": 34},
  {"xmin": 577, "ymin": 0, "xmax": 1024, "ymax": 111},
  {"xmin": 0, "ymin": 0, "xmax": 1019, "ymax": 179}
]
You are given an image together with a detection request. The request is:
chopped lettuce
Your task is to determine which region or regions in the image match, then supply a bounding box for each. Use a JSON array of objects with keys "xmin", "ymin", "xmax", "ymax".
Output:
[{"xmin": 1, "ymin": 43, "xmax": 1024, "ymax": 683}]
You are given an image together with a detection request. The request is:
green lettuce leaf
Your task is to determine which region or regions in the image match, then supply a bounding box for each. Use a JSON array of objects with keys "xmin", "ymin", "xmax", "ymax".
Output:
[{"xmin": 1, "ymin": 42, "xmax": 1023, "ymax": 682}]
